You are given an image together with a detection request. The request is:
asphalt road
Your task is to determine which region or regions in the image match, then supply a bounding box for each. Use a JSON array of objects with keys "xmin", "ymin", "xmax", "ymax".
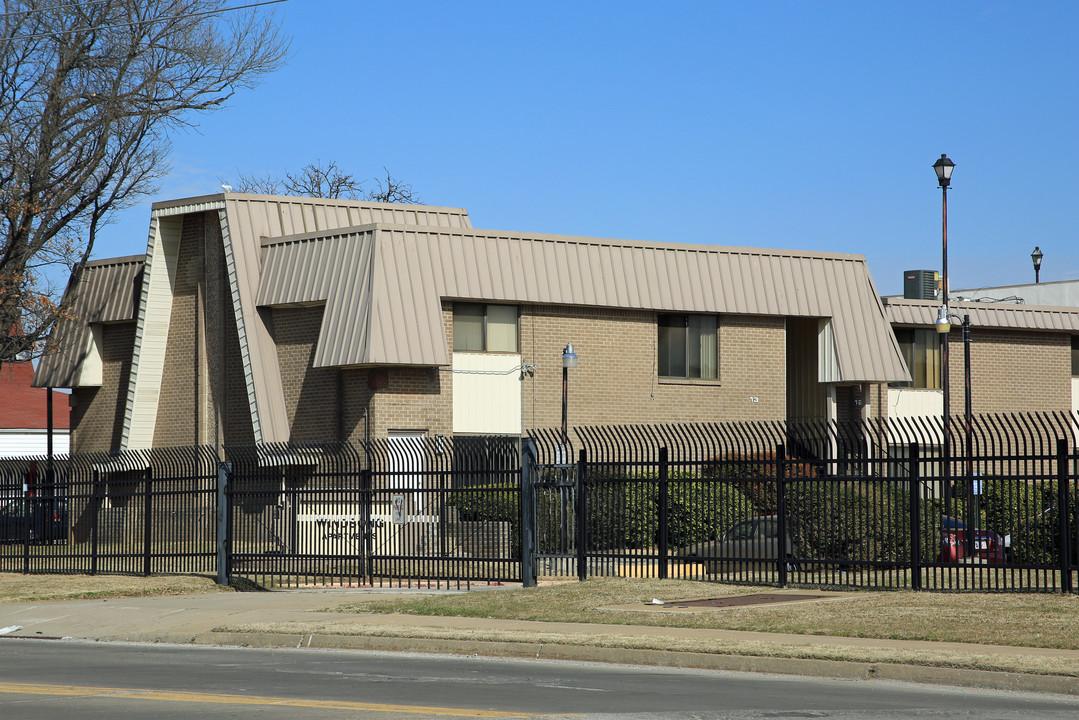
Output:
[{"xmin": 1, "ymin": 639, "xmax": 1078, "ymax": 719}]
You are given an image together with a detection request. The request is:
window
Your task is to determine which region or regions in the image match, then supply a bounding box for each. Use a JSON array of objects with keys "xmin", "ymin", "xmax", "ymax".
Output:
[
  {"xmin": 658, "ymin": 314, "xmax": 717, "ymax": 379},
  {"xmin": 891, "ymin": 327, "xmax": 941, "ymax": 389},
  {"xmin": 452, "ymin": 303, "xmax": 518, "ymax": 352},
  {"xmin": 1072, "ymin": 336, "xmax": 1078, "ymax": 376}
]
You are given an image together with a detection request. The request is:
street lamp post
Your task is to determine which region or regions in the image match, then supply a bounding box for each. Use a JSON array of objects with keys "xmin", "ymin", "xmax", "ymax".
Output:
[
  {"xmin": 932, "ymin": 154, "xmax": 956, "ymax": 499},
  {"xmin": 559, "ymin": 343, "xmax": 579, "ymax": 558},
  {"xmin": 561, "ymin": 343, "xmax": 578, "ymax": 453},
  {"xmin": 935, "ymin": 310, "xmax": 974, "ymax": 557},
  {"xmin": 1032, "ymin": 246, "xmax": 1044, "ymax": 284}
]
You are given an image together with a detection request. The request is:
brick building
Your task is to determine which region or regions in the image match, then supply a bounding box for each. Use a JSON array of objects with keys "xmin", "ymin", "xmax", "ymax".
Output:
[
  {"xmin": 37, "ymin": 192, "xmax": 926, "ymax": 454},
  {"xmin": 882, "ymin": 298, "xmax": 1079, "ymax": 424},
  {"xmin": 0, "ymin": 360, "xmax": 70, "ymax": 457}
]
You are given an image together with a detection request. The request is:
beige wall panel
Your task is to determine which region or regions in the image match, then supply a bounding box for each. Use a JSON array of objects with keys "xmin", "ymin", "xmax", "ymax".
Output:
[
  {"xmin": 451, "ymin": 353, "xmax": 523, "ymax": 435},
  {"xmin": 124, "ymin": 215, "xmax": 182, "ymax": 449}
]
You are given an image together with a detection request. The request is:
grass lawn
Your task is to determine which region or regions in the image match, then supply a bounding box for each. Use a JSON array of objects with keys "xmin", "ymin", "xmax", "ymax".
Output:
[
  {"xmin": 341, "ymin": 577, "xmax": 1079, "ymax": 651},
  {"xmin": 0, "ymin": 573, "xmax": 229, "ymax": 604}
]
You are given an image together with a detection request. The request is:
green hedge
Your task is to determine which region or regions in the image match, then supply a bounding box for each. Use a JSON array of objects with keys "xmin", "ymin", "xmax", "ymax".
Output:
[
  {"xmin": 784, "ymin": 480, "xmax": 914, "ymax": 563},
  {"xmin": 448, "ymin": 473, "xmax": 752, "ymax": 554}
]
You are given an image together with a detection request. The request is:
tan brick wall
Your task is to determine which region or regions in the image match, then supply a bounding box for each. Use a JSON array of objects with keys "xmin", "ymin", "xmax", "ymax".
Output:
[
  {"xmin": 272, "ymin": 305, "xmax": 340, "ymax": 442},
  {"xmin": 369, "ymin": 367, "xmax": 451, "ymax": 438},
  {"xmin": 70, "ymin": 323, "xmax": 135, "ymax": 453},
  {"xmin": 153, "ymin": 214, "xmax": 202, "ymax": 447},
  {"xmin": 200, "ymin": 211, "xmax": 254, "ymax": 448},
  {"xmin": 341, "ymin": 368, "xmax": 374, "ymax": 442},
  {"xmin": 945, "ymin": 328, "xmax": 1072, "ymax": 413},
  {"xmin": 514, "ymin": 305, "xmax": 787, "ymax": 431}
]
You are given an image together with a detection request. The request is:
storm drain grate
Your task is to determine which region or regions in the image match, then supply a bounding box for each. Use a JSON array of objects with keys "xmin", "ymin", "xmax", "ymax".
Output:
[{"xmin": 653, "ymin": 593, "xmax": 832, "ymax": 609}]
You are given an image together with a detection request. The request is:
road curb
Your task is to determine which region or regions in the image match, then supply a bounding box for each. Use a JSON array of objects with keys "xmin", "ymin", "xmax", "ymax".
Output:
[{"xmin": 132, "ymin": 630, "xmax": 1079, "ymax": 697}]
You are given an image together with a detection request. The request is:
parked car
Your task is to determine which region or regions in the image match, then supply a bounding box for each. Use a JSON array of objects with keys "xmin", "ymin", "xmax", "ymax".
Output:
[
  {"xmin": 0, "ymin": 498, "xmax": 67, "ymax": 544},
  {"xmin": 938, "ymin": 516, "xmax": 1005, "ymax": 564},
  {"xmin": 676, "ymin": 515, "xmax": 798, "ymax": 573}
]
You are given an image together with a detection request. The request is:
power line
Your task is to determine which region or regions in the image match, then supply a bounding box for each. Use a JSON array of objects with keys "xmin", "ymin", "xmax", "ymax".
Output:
[{"xmin": 1, "ymin": 0, "xmax": 288, "ymax": 41}]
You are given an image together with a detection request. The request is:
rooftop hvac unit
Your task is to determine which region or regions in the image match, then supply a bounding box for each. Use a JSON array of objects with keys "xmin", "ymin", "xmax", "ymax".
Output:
[{"xmin": 903, "ymin": 270, "xmax": 939, "ymax": 300}]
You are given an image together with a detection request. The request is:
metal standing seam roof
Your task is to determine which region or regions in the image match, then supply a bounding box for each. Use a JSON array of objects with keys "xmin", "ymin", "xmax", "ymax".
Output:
[
  {"xmin": 209, "ymin": 194, "xmax": 471, "ymax": 443},
  {"xmin": 33, "ymin": 256, "xmax": 145, "ymax": 388},
  {"xmin": 256, "ymin": 225, "xmax": 911, "ymax": 384},
  {"xmin": 152, "ymin": 192, "xmax": 472, "ymax": 232},
  {"xmin": 883, "ymin": 297, "xmax": 1079, "ymax": 332}
]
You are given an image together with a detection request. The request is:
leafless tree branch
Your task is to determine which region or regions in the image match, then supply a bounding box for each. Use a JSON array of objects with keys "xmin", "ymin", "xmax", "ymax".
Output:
[
  {"xmin": 229, "ymin": 161, "xmax": 421, "ymax": 204},
  {"xmin": 0, "ymin": 0, "xmax": 290, "ymax": 365}
]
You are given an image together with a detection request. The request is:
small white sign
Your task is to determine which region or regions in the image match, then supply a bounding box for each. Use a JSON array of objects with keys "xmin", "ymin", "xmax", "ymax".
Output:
[{"xmin": 391, "ymin": 494, "xmax": 407, "ymax": 525}]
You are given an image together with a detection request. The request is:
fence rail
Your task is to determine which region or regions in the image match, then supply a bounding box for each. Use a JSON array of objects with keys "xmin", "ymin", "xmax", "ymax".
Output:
[{"xmin": 2, "ymin": 412, "xmax": 1076, "ymax": 592}]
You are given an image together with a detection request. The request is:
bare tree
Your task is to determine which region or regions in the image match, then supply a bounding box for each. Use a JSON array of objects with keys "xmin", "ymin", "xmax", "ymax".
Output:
[
  {"xmin": 0, "ymin": 1, "xmax": 289, "ymax": 365},
  {"xmin": 230, "ymin": 161, "xmax": 421, "ymax": 203}
]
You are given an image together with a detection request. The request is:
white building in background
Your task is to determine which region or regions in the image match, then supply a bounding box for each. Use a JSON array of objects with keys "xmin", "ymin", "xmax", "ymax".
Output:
[
  {"xmin": 952, "ymin": 279, "xmax": 1079, "ymax": 308},
  {"xmin": 0, "ymin": 361, "xmax": 69, "ymax": 458}
]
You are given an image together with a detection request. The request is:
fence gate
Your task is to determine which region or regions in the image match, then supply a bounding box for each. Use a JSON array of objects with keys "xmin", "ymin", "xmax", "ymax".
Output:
[
  {"xmin": 528, "ymin": 462, "xmax": 580, "ymax": 578},
  {"xmin": 224, "ymin": 446, "xmax": 374, "ymax": 589}
]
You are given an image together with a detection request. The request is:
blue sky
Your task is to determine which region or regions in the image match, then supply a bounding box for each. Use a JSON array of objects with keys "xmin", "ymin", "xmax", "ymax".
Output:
[{"xmin": 99, "ymin": 1, "xmax": 1079, "ymax": 296}]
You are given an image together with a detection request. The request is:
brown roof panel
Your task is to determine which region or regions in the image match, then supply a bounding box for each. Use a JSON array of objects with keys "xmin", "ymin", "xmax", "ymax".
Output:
[
  {"xmin": 256, "ymin": 226, "xmax": 910, "ymax": 382},
  {"xmin": 884, "ymin": 298, "xmax": 1079, "ymax": 332},
  {"xmin": 34, "ymin": 256, "xmax": 145, "ymax": 388}
]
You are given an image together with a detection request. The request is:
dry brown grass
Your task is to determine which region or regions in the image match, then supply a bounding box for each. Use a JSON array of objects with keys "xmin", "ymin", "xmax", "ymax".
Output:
[
  {"xmin": 344, "ymin": 577, "xmax": 1079, "ymax": 650},
  {"xmin": 0, "ymin": 573, "xmax": 229, "ymax": 603}
]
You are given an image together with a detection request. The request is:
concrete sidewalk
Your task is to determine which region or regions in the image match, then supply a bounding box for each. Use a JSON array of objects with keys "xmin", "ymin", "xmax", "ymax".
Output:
[{"xmin": 1, "ymin": 589, "xmax": 1077, "ymax": 696}]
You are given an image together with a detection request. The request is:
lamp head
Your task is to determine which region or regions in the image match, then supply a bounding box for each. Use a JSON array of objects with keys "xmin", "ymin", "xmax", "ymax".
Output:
[
  {"xmin": 1031, "ymin": 246, "xmax": 1044, "ymax": 270},
  {"xmin": 932, "ymin": 154, "xmax": 955, "ymax": 188},
  {"xmin": 934, "ymin": 305, "xmax": 952, "ymax": 335},
  {"xmin": 562, "ymin": 343, "xmax": 578, "ymax": 368}
]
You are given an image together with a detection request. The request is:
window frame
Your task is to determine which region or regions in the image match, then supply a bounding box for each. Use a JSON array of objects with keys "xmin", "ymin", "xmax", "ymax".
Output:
[
  {"xmin": 452, "ymin": 303, "xmax": 519, "ymax": 353},
  {"xmin": 890, "ymin": 326, "xmax": 942, "ymax": 389},
  {"xmin": 657, "ymin": 312, "xmax": 718, "ymax": 380}
]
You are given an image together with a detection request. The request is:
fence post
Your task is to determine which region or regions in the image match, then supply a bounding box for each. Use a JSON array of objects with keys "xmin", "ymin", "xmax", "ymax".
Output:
[
  {"xmin": 143, "ymin": 466, "xmax": 153, "ymax": 577},
  {"xmin": 1058, "ymin": 438, "xmax": 1071, "ymax": 594},
  {"xmin": 909, "ymin": 442, "xmax": 922, "ymax": 591},
  {"xmin": 658, "ymin": 446, "xmax": 669, "ymax": 580},
  {"xmin": 91, "ymin": 469, "xmax": 100, "ymax": 576},
  {"xmin": 21, "ymin": 476, "xmax": 30, "ymax": 574},
  {"xmin": 362, "ymin": 467, "xmax": 373, "ymax": 586},
  {"xmin": 520, "ymin": 438, "xmax": 537, "ymax": 588},
  {"xmin": 216, "ymin": 461, "xmax": 231, "ymax": 586},
  {"xmin": 576, "ymin": 448, "xmax": 587, "ymax": 582},
  {"xmin": 776, "ymin": 443, "xmax": 787, "ymax": 588}
]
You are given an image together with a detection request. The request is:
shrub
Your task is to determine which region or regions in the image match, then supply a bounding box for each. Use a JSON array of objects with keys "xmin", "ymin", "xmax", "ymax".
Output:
[
  {"xmin": 785, "ymin": 479, "xmax": 910, "ymax": 564},
  {"xmin": 703, "ymin": 452, "xmax": 819, "ymax": 515}
]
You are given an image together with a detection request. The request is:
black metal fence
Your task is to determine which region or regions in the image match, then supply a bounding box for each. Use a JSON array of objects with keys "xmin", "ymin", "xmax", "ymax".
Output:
[
  {"xmin": 0, "ymin": 447, "xmax": 218, "ymax": 576},
  {"xmin": 0, "ymin": 436, "xmax": 521, "ymax": 588},
  {"xmin": 222, "ymin": 437, "xmax": 520, "ymax": 588},
  {"xmin": 528, "ymin": 411, "xmax": 1079, "ymax": 592},
  {"xmin": 2, "ymin": 412, "xmax": 1077, "ymax": 593}
]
